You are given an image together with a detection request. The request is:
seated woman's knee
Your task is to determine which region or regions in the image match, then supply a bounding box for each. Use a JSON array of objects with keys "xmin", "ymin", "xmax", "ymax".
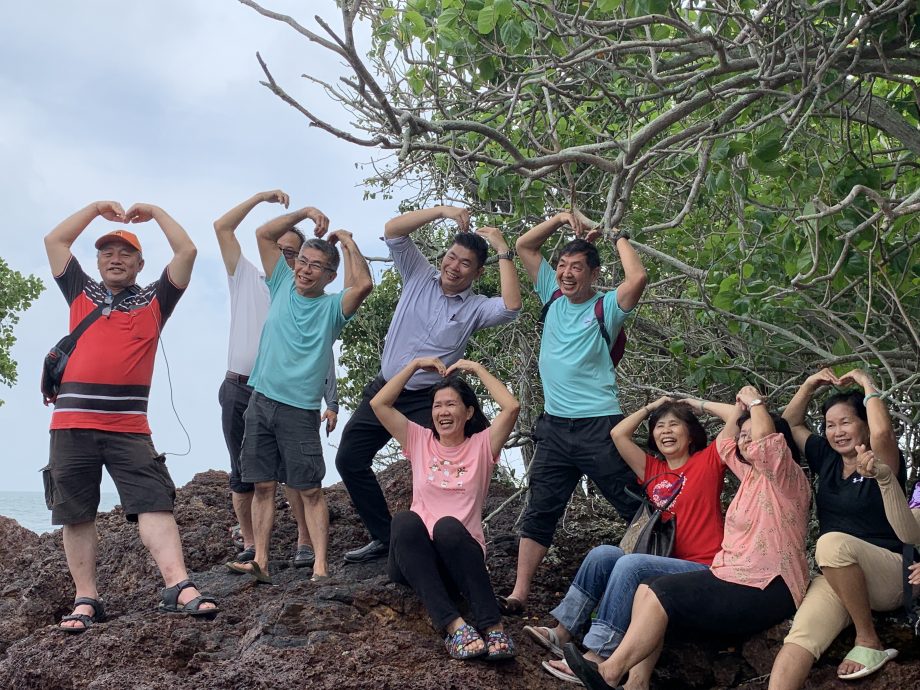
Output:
[
  {"xmin": 432, "ymin": 515, "xmax": 467, "ymax": 545},
  {"xmin": 815, "ymin": 531, "xmax": 861, "ymax": 568}
]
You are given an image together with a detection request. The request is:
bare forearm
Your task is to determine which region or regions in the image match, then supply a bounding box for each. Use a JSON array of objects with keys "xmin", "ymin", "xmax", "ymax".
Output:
[
  {"xmin": 474, "ymin": 364, "xmax": 519, "ymax": 414},
  {"xmin": 153, "ymin": 207, "xmax": 195, "ymax": 257},
  {"xmin": 214, "ymin": 194, "xmax": 264, "ymax": 235},
  {"xmin": 256, "ymin": 208, "xmax": 311, "ymax": 243},
  {"xmin": 45, "ymin": 203, "xmax": 99, "ymax": 249},
  {"xmin": 497, "ymin": 255, "xmax": 522, "ymax": 311},
  {"xmin": 371, "ymin": 360, "xmax": 420, "ymax": 410},
  {"xmin": 687, "ymin": 399, "xmax": 737, "ymax": 423},
  {"xmin": 782, "ymin": 382, "xmax": 816, "ymax": 426},
  {"xmin": 517, "ymin": 214, "xmax": 565, "ymax": 253},
  {"xmin": 384, "ymin": 206, "xmax": 448, "ymax": 238}
]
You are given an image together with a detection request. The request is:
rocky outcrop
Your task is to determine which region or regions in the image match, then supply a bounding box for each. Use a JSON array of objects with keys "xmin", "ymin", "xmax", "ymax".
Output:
[{"xmin": 0, "ymin": 465, "xmax": 916, "ymax": 689}]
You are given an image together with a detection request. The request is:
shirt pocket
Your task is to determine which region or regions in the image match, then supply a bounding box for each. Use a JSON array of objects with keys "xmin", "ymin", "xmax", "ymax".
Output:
[{"xmin": 428, "ymin": 320, "xmax": 467, "ymax": 351}]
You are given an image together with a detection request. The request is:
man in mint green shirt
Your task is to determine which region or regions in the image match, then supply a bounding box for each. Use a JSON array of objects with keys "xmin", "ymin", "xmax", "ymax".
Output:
[
  {"xmin": 501, "ymin": 211, "xmax": 648, "ymax": 612},
  {"xmin": 233, "ymin": 205, "xmax": 373, "ymax": 584}
]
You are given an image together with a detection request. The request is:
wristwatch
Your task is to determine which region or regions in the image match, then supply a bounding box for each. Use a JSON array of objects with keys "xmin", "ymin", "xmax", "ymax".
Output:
[
  {"xmin": 496, "ymin": 250, "xmax": 516, "ymax": 261},
  {"xmin": 612, "ymin": 229, "xmax": 631, "ymax": 242},
  {"xmin": 748, "ymin": 398, "xmax": 765, "ymax": 408}
]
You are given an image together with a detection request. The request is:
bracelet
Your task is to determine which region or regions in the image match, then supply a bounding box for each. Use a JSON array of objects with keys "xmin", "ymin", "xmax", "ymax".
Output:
[
  {"xmin": 496, "ymin": 250, "xmax": 515, "ymax": 261},
  {"xmin": 863, "ymin": 392, "xmax": 883, "ymax": 405}
]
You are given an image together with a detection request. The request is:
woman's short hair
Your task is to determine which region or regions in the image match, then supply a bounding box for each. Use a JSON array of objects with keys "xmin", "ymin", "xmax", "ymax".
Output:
[
  {"xmin": 735, "ymin": 411, "xmax": 802, "ymax": 465},
  {"xmin": 428, "ymin": 374, "xmax": 491, "ymax": 440},
  {"xmin": 820, "ymin": 389, "xmax": 867, "ymax": 423},
  {"xmin": 646, "ymin": 401, "xmax": 708, "ymax": 458}
]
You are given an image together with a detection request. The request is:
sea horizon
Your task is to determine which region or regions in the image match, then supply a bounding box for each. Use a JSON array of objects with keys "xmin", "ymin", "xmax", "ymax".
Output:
[{"xmin": 0, "ymin": 491, "xmax": 119, "ymax": 534}]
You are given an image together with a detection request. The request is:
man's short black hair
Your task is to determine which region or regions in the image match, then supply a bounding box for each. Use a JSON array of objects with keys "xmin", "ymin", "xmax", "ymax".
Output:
[
  {"xmin": 559, "ymin": 238, "xmax": 601, "ymax": 270},
  {"xmin": 289, "ymin": 226, "xmax": 307, "ymax": 247},
  {"xmin": 451, "ymin": 232, "xmax": 488, "ymax": 268}
]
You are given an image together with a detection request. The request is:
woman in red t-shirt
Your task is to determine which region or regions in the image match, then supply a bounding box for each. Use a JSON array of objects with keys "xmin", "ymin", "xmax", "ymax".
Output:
[
  {"xmin": 370, "ymin": 356, "xmax": 520, "ymax": 662},
  {"xmin": 534, "ymin": 397, "xmax": 732, "ymax": 686}
]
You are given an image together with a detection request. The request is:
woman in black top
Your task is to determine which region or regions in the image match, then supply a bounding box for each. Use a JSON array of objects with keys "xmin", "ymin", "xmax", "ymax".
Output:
[{"xmin": 768, "ymin": 368, "xmax": 905, "ymax": 689}]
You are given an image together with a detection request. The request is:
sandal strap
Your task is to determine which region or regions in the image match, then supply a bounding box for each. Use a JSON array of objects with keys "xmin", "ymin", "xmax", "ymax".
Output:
[{"xmin": 72, "ymin": 597, "xmax": 102, "ymax": 615}]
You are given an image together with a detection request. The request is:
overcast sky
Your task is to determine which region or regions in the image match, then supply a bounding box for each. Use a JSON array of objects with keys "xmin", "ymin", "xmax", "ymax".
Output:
[{"xmin": 0, "ymin": 1, "xmax": 404, "ymax": 493}]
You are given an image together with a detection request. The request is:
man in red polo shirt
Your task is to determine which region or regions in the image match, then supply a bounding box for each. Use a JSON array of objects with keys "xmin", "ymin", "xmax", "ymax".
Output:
[{"xmin": 43, "ymin": 200, "xmax": 217, "ymax": 632}]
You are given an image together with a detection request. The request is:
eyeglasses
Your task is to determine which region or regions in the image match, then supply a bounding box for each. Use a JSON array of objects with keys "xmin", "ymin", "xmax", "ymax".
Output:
[
  {"xmin": 102, "ymin": 293, "xmax": 114, "ymax": 318},
  {"xmin": 296, "ymin": 257, "xmax": 333, "ymax": 273},
  {"xmin": 278, "ymin": 247, "xmax": 298, "ymax": 260}
]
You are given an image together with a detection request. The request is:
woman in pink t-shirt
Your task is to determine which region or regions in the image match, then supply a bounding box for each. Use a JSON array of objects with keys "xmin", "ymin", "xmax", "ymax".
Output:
[
  {"xmin": 564, "ymin": 386, "xmax": 811, "ymax": 690},
  {"xmin": 370, "ymin": 356, "xmax": 520, "ymax": 662}
]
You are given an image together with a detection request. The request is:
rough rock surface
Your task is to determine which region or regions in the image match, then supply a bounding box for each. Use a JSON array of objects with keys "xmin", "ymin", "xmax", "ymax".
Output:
[{"xmin": 1, "ymin": 465, "xmax": 917, "ymax": 689}]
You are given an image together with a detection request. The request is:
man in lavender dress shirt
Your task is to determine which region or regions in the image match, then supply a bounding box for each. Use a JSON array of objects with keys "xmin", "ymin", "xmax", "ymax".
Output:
[{"xmin": 336, "ymin": 206, "xmax": 521, "ymax": 563}]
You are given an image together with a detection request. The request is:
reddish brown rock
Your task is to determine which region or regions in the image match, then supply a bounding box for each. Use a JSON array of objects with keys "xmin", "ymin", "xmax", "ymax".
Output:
[{"xmin": 0, "ymin": 465, "xmax": 916, "ymax": 689}]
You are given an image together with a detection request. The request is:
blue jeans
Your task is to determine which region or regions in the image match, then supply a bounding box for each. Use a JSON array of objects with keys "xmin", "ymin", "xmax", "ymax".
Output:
[{"xmin": 550, "ymin": 545, "xmax": 707, "ymax": 657}]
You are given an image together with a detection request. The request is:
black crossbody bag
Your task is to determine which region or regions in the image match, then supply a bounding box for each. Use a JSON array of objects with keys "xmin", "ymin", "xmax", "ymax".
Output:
[
  {"xmin": 41, "ymin": 290, "xmax": 132, "ymax": 405},
  {"xmin": 619, "ymin": 472, "xmax": 685, "ymax": 557}
]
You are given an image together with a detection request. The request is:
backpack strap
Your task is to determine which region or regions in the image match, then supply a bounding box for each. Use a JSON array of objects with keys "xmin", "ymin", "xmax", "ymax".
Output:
[
  {"xmin": 904, "ymin": 542, "xmax": 919, "ymax": 630},
  {"xmin": 537, "ymin": 288, "xmax": 564, "ymax": 326},
  {"xmin": 593, "ymin": 296, "xmax": 628, "ymax": 367}
]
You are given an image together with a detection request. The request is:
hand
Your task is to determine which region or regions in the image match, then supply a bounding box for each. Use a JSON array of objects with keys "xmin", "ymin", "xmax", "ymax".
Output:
[
  {"xmin": 299, "ymin": 207, "xmax": 329, "ymax": 237},
  {"xmin": 805, "ymin": 368, "xmax": 839, "ymax": 390},
  {"xmin": 647, "ymin": 396, "xmax": 674, "ymax": 411},
  {"xmin": 837, "ymin": 368, "xmax": 874, "ymax": 391},
  {"xmin": 94, "ymin": 201, "xmax": 125, "ymax": 222},
  {"xmin": 327, "ymin": 229, "xmax": 353, "ymax": 246},
  {"xmin": 474, "ymin": 226, "xmax": 508, "ymax": 252},
  {"xmin": 555, "ymin": 211, "xmax": 584, "ymax": 237},
  {"xmin": 854, "ymin": 444, "xmax": 879, "ymax": 478},
  {"xmin": 413, "ymin": 356, "xmax": 447, "ymax": 376},
  {"xmin": 736, "ymin": 385, "xmax": 763, "ymax": 408},
  {"xmin": 321, "ymin": 409, "xmax": 338, "ymax": 436},
  {"xmin": 124, "ymin": 203, "xmax": 159, "ymax": 224},
  {"xmin": 440, "ymin": 206, "xmax": 470, "ymax": 233},
  {"xmin": 445, "ymin": 359, "xmax": 482, "ymax": 377},
  {"xmin": 259, "ymin": 190, "xmax": 290, "ymax": 208},
  {"xmin": 909, "ymin": 562, "xmax": 920, "ymax": 586}
]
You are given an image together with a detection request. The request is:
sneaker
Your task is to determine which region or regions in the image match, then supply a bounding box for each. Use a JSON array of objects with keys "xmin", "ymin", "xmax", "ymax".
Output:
[
  {"xmin": 293, "ymin": 544, "xmax": 315, "ymax": 568},
  {"xmin": 233, "ymin": 546, "xmax": 256, "ymax": 563},
  {"xmin": 343, "ymin": 539, "xmax": 388, "ymax": 563}
]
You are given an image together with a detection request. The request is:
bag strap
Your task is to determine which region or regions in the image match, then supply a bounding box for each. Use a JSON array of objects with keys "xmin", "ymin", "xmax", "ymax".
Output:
[
  {"xmin": 624, "ymin": 472, "xmax": 685, "ymax": 512},
  {"xmin": 904, "ymin": 542, "xmax": 919, "ymax": 628},
  {"xmin": 69, "ymin": 288, "xmax": 134, "ymax": 341}
]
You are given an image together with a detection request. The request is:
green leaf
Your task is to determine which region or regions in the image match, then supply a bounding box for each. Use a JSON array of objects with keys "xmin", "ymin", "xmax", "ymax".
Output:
[
  {"xmin": 668, "ymin": 338, "xmax": 685, "ymax": 356},
  {"xmin": 598, "ymin": 0, "xmax": 621, "ymax": 11},
  {"xmin": 403, "ymin": 10, "xmax": 427, "ymax": 38},
  {"xmin": 381, "ymin": 7, "xmax": 397, "ymax": 20},
  {"xmin": 500, "ymin": 19, "xmax": 523, "ymax": 49},
  {"xmin": 648, "ymin": 0, "xmax": 671, "ymax": 13},
  {"xmin": 754, "ymin": 138, "xmax": 782, "ymax": 162},
  {"xmin": 494, "ymin": 0, "xmax": 513, "ymax": 18},
  {"xmin": 477, "ymin": 5, "xmax": 497, "ymax": 34}
]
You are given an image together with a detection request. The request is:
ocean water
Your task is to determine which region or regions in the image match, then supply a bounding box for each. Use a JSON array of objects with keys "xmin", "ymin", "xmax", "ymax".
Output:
[{"xmin": 0, "ymin": 491, "xmax": 119, "ymax": 534}]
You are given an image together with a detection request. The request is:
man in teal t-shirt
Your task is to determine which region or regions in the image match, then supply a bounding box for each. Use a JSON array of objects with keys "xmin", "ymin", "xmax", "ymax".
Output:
[
  {"xmin": 233, "ymin": 204, "xmax": 373, "ymax": 584},
  {"xmin": 502, "ymin": 210, "xmax": 648, "ymax": 612}
]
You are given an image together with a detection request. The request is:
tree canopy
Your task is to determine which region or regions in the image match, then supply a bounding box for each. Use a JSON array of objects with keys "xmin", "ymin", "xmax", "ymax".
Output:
[
  {"xmin": 242, "ymin": 0, "xmax": 920, "ymax": 474},
  {"xmin": 0, "ymin": 257, "xmax": 44, "ymax": 404}
]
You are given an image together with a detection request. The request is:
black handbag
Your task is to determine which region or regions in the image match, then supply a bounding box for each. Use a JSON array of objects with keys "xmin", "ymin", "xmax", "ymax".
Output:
[
  {"xmin": 619, "ymin": 472, "xmax": 685, "ymax": 557},
  {"xmin": 41, "ymin": 290, "xmax": 131, "ymax": 405}
]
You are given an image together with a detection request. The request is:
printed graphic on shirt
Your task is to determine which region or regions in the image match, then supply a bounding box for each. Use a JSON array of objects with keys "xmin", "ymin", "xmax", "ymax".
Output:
[
  {"xmin": 426, "ymin": 457, "xmax": 469, "ymax": 491},
  {"xmin": 648, "ymin": 473, "xmax": 683, "ymax": 512}
]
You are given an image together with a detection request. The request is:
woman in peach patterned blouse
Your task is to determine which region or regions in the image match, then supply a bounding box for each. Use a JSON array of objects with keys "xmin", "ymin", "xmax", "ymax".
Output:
[{"xmin": 564, "ymin": 385, "xmax": 811, "ymax": 690}]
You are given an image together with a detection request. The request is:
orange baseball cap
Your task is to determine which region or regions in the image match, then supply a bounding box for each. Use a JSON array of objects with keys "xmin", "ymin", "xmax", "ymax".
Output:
[{"xmin": 95, "ymin": 229, "xmax": 142, "ymax": 253}]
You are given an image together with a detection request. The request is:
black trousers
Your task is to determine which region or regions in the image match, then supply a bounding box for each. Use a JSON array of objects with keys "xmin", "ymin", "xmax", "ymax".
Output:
[
  {"xmin": 387, "ymin": 511, "xmax": 501, "ymax": 632},
  {"xmin": 334, "ymin": 375, "xmax": 433, "ymax": 543}
]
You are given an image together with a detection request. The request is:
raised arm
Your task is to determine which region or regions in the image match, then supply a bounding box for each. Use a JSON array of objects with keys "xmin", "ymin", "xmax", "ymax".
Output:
[
  {"xmin": 856, "ymin": 447, "xmax": 920, "ymax": 545},
  {"xmin": 515, "ymin": 211, "xmax": 582, "ymax": 281},
  {"xmin": 445, "ymin": 359, "xmax": 521, "ymax": 457},
  {"xmin": 384, "ymin": 205, "xmax": 469, "ymax": 239},
  {"xmin": 44, "ymin": 201, "xmax": 126, "ymax": 275},
  {"xmin": 840, "ymin": 369, "xmax": 900, "ymax": 474},
  {"xmin": 682, "ymin": 395, "xmax": 745, "ymax": 443},
  {"xmin": 782, "ymin": 368, "xmax": 838, "ymax": 454},
  {"xmin": 213, "ymin": 190, "xmax": 289, "ymax": 275},
  {"xmin": 255, "ymin": 206, "xmax": 329, "ymax": 279},
  {"xmin": 124, "ymin": 204, "xmax": 197, "ymax": 288},
  {"xmin": 610, "ymin": 396, "xmax": 673, "ymax": 478},
  {"xmin": 370, "ymin": 357, "xmax": 447, "ymax": 447},
  {"xmin": 612, "ymin": 234, "xmax": 648, "ymax": 312},
  {"xmin": 327, "ymin": 230, "xmax": 373, "ymax": 317},
  {"xmin": 475, "ymin": 226, "xmax": 521, "ymax": 311}
]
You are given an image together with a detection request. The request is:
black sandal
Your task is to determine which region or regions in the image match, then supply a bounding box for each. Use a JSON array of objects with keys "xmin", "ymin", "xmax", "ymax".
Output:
[
  {"xmin": 158, "ymin": 579, "xmax": 220, "ymax": 617},
  {"xmin": 59, "ymin": 597, "xmax": 105, "ymax": 634}
]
